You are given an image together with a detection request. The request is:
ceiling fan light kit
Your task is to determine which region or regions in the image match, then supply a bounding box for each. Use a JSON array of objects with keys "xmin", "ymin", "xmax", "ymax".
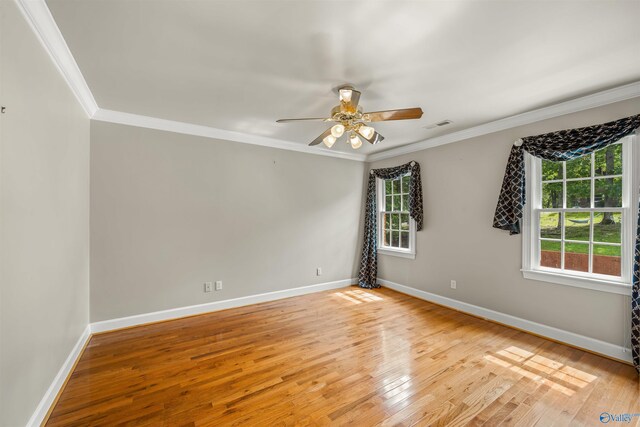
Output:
[
  {"xmin": 276, "ymin": 85, "xmax": 423, "ymax": 150},
  {"xmin": 322, "ymin": 135, "xmax": 336, "ymax": 148},
  {"xmin": 339, "ymin": 88, "xmax": 353, "ymax": 103},
  {"xmin": 349, "ymin": 133, "xmax": 363, "ymax": 149},
  {"xmin": 331, "ymin": 124, "xmax": 345, "ymax": 138},
  {"xmin": 358, "ymin": 125, "xmax": 375, "ymax": 140}
]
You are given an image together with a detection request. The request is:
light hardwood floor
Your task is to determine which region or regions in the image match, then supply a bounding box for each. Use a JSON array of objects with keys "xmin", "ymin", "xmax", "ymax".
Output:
[{"xmin": 46, "ymin": 287, "xmax": 639, "ymax": 426}]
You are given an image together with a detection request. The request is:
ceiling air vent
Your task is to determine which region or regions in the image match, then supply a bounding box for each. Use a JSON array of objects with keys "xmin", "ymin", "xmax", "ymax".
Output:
[{"xmin": 424, "ymin": 120, "xmax": 452, "ymax": 129}]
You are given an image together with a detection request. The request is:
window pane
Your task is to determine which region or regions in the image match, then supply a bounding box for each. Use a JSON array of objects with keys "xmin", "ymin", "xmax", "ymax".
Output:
[
  {"xmin": 564, "ymin": 242, "xmax": 589, "ymax": 273},
  {"xmin": 593, "ymin": 212, "xmax": 621, "ymax": 244},
  {"xmin": 391, "ymin": 230, "xmax": 399, "ymax": 247},
  {"xmin": 542, "ymin": 182, "xmax": 563, "ymax": 208},
  {"xmin": 392, "ymin": 179, "xmax": 401, "ymax": 194},
  {"xmin": 385, "ymin": 179, "xmax": 392, "ymax": 195},
  {"xmin": 400, "ymin": 231, "xmax": 409, "ymax": 249},
  {"xmin": 594, "ymin": 177, "xmax": 622, "ymax": 207},
  {"xmin": 540, "ymin": 240, "xmax": 561, "ymax": 269},
  {"xmin": 385, "ymin": 196, "xmax": 392, "ymax": 211},
  {"xmin": 542, "ymin": 160, "xmax": 563, "ymax": 181},
  {"xmin": 400, "ymin": 214, "xmax": 409, "ymax": 230},
  {"xmin": 393, "ymin": 195, "xmax": 402, "ymax": 211},
  {"xmin": 402, "ymin": 175, "xmax": 410, "ymax": 193},
  {"xmin": 401, "ymin": 194, "xmax": 410, "ymax": 212},
  {"xmin": 391, "ymin": 214, "xmax": 399, "ymax": 230},
  {"xmin": 594, "ymin": 144, "xmax": 622, "ymax": 176},
  {"xmin": 384, "ymin": 213, "xmax": 391, "ymax": 230},
  {"xmin": 384, "ymin": 229, "xmax": 390, "ymax": 246},
  {"xmin": 593, "ymin": 244, "xmax": 621, "ymax": 277},
  {"xmin": 566, "ymin": 180, "xmax": 590, "ymax": 208},
  {"xmin": 565, "ymin": 155, "xmax": 591, "ymax": 179},
  {"xmin": 564, "ymin": 212, "xmax": 590, "ymax": 242},
  {"xmin": 540, "ymin": 212, "xmax": 561, "ymax": 239}
]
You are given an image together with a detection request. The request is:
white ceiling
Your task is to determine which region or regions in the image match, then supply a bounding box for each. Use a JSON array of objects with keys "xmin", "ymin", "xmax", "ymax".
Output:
[{"xmin": 46, "ymin": 0, "xmax": 640, "ymax": 155}]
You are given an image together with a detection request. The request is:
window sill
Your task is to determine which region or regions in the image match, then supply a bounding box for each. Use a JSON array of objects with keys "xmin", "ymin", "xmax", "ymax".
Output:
[
  {"xmin": 521, "ymin": 269, "xmax": 631, "ymax": 295},
  {"xmin": 377, "ymin": 247, "xmax": 416, "ymax": 259}
]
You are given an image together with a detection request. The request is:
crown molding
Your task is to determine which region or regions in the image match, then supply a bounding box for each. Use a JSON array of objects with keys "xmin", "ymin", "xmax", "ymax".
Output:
[
  {"xmin": 15, "ymin": 0, "xmax": 98, "ymax": 117},
  {"xmin": 15, "ymin": 0, "xmax": 364, "ymax": 161},
  {"xmin": 93, "ymin": 109, "xmax": 368, "ymax": 161},
  {"xmin": 18, "ymin": 0, "xmax": 639, "ymax": 163},
  {"xmin": 94, "ymin": 80, "xmax": 637, "ymax": 164},
  {"xmin": 367, "ymin": 81, "xmax": 640, "ymax": 162}
]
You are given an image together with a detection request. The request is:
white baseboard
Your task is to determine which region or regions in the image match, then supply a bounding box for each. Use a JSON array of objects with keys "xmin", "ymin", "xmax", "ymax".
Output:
[
  {"xmin": 26, "ymin": 324, "xmax": 92, "ymax": 427},
  {"xmin": 91, "ymin": 278, "xmax": 356, "ymax": 334},
  {"xmin": 378, "ymin": 278, "xmax": 632, "ymax": 364},
  {"xmin": 28, "ymin": 279, "xmax": 355, "ymax": 425},
  {"xmin": 24, "ymin": 277, "xmax": 631, "ymax": 426}
]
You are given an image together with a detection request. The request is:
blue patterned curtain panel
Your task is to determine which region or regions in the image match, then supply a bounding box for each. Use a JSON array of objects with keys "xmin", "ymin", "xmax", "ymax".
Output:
[
  {"xmin": 634, "ymin": 196, "xmax": 640, "ymax": 373},
  {"xmin": 493, "ymin": 114, "xmax": 640, "ymax": 235},
  {"xmin": 492, "ymin": 114, "xmax": 640, "ymax": 374},
  {"xmin": 358, "ymin": 161, "xmax": 423, "ymax": 289}
]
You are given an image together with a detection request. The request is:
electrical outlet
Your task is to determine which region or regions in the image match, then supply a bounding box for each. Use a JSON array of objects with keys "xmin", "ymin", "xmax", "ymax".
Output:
[
  {"xmin": 215, "ymin": 281, "xmax": 223, "ymax": 291},
  {"xmin": 204, "ymin": 282, "xmax": 213, "ymax": 293},
  {"xmin": 450, "ymin": 280, "xmax": 457, "ymax": 289},
  {"xmin": 317, "ymin": 267, "xmax": 322, "ymax": 276}
]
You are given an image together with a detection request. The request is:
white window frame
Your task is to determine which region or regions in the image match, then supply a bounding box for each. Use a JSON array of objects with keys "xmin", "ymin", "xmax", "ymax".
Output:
[
  {"xmin": 522, "ymin": 135, "xmax": 638, "ymax": 296},
  {"xmin": 376, "ymin": 175, "xmax": 416, "ymax": 259}
]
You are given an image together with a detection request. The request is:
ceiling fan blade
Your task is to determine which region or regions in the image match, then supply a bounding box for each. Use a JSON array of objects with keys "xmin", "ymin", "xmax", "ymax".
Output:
[
  {"xmin": 276, "ymin": 117, "xmax": 329, "ymax": 123},
  {"xmin": 309, "ymin": 128, "xmax": 333, "ymax": 146},
  {"xmin": 359, "ymin": 130, "xmax": 384, "ymax": 145},
  {"xmin": 364, "ymin": 108, "xmax": 423, "ymax": 122}
]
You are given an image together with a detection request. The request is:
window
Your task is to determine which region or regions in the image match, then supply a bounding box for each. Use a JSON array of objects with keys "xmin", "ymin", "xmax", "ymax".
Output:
[
  {"xmin": 522, "ymin": 136, "xmax": 637, "ymax": 295},
  {"xmin": 377, "ymin": 174, "xmax": 416, "ymax": 259}
]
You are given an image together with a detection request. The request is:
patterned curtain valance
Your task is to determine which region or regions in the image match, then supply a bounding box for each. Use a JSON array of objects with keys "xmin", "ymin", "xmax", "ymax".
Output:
[
  {"xmin": 358, "ymin": 161, "xmax": 423, "ymax": 289},
  {"xmin": 493, "ymin": 114, "xmax": 640, "ymax": 235}
]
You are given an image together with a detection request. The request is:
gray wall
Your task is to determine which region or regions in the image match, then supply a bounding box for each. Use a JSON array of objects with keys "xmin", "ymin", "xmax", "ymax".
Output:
[
  {"xmin": 370, "ymin": 97, "xmax": 640, "ymax": 348},
  {"xmin": 0, "ymin": 1, "xmax": 90, "ymax": 426},
  {"xmin": 89, "ymin": 121, "xmax": 365, "ymax": 322}
]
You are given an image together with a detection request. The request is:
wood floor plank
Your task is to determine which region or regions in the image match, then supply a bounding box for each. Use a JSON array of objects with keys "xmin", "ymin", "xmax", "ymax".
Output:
[{"xmin": 46, "ymin": 287, "xmax": 639, "ymax": 426}]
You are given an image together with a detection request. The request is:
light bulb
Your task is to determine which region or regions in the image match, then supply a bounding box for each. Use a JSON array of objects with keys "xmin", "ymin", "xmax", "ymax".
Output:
[
  {"xmin": 323, "ymin": 135, "xmax": 336, "ymax": 148},
  {"xmin": 349, "ymin": 134, "xmax": 362, "ymax": 149},
  {"xmin": 358, "ymin": 125, "xmax": 375, "ymax": 140},
  {"xmin": 339, "ymin": 89, "xmax": 352, "ymax": 103},
  {"xmin": 331, "ymin": 124, "xmax": 345, "ymax": 138}
]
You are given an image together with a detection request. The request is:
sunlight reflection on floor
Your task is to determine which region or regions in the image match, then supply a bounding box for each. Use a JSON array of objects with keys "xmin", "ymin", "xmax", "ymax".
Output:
[
  {"xmin": 484, "ymin": 346, "xmax": 597, "ymax": 396},
  {"xmin": 332, "ymin": 289, "xmax": 384, "ymax": 304}
]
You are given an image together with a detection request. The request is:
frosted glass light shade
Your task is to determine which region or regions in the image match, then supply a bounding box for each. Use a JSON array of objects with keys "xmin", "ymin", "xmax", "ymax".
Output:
[
  {"xmin": 358, "ymin": 125, "xmax": 375, "ymax": 139},
  {"xmin": 331, "ymin": 124, "xmax": 345, "ymax": 138},
  {"xmin": 339, "ymin": 89, "xmax": 352, "ymax": 103},
  {"xmin": 349, "ymin": 134, "xmax": 362, "ymax": 149},
  {"xmin": 323, "ymin": 135, "xmax": 336, "ymax": 148}
]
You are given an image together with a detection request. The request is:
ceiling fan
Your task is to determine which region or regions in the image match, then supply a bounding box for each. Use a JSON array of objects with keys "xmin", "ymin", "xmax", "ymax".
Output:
[{"xmin": 276, "ymin": 86, "xmax": 423, "ymax": 150}]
